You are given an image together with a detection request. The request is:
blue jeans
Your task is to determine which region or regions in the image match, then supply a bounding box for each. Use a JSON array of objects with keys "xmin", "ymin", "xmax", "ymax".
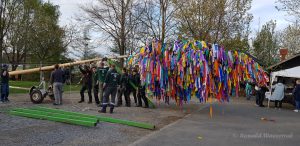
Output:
[
  {"xmin": 296, "ymin": 101, "xmax": 300, "ymax": 110},
  {"xmin": 1, "ymin": 83, "xmax": 9, "ymax": 101}
]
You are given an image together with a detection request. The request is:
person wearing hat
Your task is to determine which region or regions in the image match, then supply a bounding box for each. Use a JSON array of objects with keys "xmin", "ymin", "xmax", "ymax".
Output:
[
  {"xmin": 78, "ymin": 64, "xmax": 93, "ymax": 103},
  {"xmin": 99, "ymin": 64, "xmax": 120, "ymax": 113},
  {"xmin": 1, "ymin": 64, "xmax": 10, "ymax": 103},
  {"xmin": 98, "ymin": 61, "xmax": 109, "ymax": 106}
]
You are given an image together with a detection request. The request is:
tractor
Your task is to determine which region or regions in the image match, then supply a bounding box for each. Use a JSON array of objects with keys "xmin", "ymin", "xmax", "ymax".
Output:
[{"xmin": 29, "ymin": 81, "xmax": 54, "ymax": 104}]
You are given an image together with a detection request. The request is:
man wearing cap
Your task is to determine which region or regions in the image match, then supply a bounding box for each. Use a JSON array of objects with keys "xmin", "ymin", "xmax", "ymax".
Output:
[
  {"xmin": 99, "ymin": 64, "xmax": 120, "ymax": 113},
  {"xmin": 98, "ymin": 61, "xmax": 109, "ymax": 106}
]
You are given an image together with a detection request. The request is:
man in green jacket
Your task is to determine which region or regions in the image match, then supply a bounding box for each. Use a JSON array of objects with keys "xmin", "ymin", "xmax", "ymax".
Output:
[
  {"xmin": 98, "ymin": 62, "xmax": 109, "ymax": 106},
  {"xmin": 99, "ymin": 64, "xmax": 120, "ymax": 113}
]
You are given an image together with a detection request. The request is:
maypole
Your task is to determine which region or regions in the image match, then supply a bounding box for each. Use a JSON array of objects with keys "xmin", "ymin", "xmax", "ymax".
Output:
[
  {"xmin": 9, "ymin": 55, "xmax": 130, "ymax": 76},
  {"xmin": 131, "ymin": 39, "xmax": 269, "ymax": 105}
]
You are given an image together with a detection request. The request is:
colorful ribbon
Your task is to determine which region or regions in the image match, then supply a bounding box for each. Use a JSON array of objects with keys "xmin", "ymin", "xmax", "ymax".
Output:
[{"xmin": 130, "ymin": 40, "xmax": 269, "ymax": 105}]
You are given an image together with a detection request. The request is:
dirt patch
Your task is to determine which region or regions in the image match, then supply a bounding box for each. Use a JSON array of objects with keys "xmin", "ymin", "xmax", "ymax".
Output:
[{"xmin": 0, "ymin": 93, "xmax": 202, "ymax": 146}]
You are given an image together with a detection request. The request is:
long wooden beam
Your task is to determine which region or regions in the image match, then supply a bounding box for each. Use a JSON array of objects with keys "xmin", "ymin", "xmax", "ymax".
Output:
[{"xmin": 9, "ymin": 55, "xmax": 130, "ymax": 76}]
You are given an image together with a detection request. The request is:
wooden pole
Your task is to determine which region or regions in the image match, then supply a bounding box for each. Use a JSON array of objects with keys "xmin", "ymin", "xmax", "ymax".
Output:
[{"xmin": 9, "ymin": 55, "xmax": 130, "ymax": 76}]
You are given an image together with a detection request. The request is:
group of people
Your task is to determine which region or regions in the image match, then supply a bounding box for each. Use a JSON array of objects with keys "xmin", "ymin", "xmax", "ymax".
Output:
[
  {"xmin": 117, "ymin": 67, "xmax": 148, "ymax": 108},
  {"xmin": 244, "ymin": 78, "xmax": 300, "ymax": 112},
  {"xmin": 3, "ymin": 61, "xmax": 300, "ymax": 113},
  {"xmin": 75, "ymin": 58, "xmax": 149, "ymax": 114}
]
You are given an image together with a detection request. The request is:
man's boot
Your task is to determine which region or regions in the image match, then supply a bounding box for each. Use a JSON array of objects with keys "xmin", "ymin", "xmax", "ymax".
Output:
[
  {"xmin": 110, "ymin": 105, "xmax": 114, "ymax": 114},
  {"xmin": 116, "ymin": 101, "xmax": 122, "ymax": 107},
  {"xmin": 143, "ymin": 96, "xmax": 149, "ymax": 108},
  {"xmin": 99, "ymin": 105, "xmax": 107, "ymax": 113},
  {"xmin": 125, "ymin": 102, "xmax": 131, "ymax": 107}
]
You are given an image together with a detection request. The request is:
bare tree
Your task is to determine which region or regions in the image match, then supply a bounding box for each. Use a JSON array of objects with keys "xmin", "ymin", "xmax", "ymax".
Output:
[
  {"xmin": 276, "ymin": 0, "xmax": 300, "ymax": 19},
  {"xmin": 81, "ymin": 0, "xmax": 144, "ymax": 66},
  {"xmin": 69, "ymin": 25, "xmax": 100, "ymax": 59},
  {"xmin": 138, "ymin": 0, "xmax": 178, "ymax": 43}
]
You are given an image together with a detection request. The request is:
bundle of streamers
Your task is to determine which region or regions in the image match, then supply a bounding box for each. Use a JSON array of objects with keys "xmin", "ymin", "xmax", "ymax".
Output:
[{"xmin": 128, "ymin": 40, "xmax": 269, "ymax": 105}]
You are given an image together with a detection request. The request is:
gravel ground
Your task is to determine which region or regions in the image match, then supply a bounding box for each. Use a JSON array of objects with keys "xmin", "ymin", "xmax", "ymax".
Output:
[{"xmin": 0, "ymin": 92, "xmax": 201, "ymax": 146}]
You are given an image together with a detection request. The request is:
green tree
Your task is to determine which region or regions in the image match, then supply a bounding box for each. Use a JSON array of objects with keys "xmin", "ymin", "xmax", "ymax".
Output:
[
  {"xmin": 253, "ymin": 20, "xmax": 280, "ymax": 67},
  {"xmin": 28, "ymin": 1, "xmax": 66, "ymax": 65},
  {"xmin": 173, "ymin": 0, "xmax": 252, "ymax": 51},
  {"xmin": 0, "ymin": 0, "xmax": 23, "ymax": 69},
  {"xmin": 3, "ymin": 0, "xmax": 39, "ymax": 71}
]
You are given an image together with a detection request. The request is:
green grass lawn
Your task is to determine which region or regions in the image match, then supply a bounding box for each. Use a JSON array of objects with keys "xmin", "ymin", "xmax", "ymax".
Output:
[{"xmin": 9, "ymin": 81, "xmax": 81, "ymax": 94}]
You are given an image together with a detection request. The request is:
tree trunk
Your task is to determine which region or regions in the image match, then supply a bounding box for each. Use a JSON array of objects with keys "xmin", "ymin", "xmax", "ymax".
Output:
[
  {"xmin": 40, "ymin": 61, "xmax": 43, "ymax": 82},
  {"xmin": 160, "ymin": 0, "xmax": 166, "ymax": 43},
  {"xmin": 120, "ymin": 0, "xmax": 126, "ymax": 67}
]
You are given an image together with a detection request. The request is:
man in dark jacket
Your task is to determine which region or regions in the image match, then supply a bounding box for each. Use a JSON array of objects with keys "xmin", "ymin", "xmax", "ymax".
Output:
[
  {"xmin": 1, "ymin": 64, "xmax": 10, "ymax": 103},
  {"xmin": 78, "ymin": 65, "xmax": 93, "ymax": 103},
  {"xmin": 117, "ymin": 68, "xmax": 130, "ymax": 107},
  {"xmin": 128, "ymin": 69, "xmax": 139, "ymax": 106},
  {"xmin": 135, "ymin": 69, "xmax": 149, "ymax": 108},
  {"xmin": 50, "ymin": 64, "xmax": 65, "ymax": 105},
  {"xmin": 92, "ymin": 66, "xmax": 100, "ymax": 105},
  {"xmin": 258, "ymin": 83, "xmax": 269, "ymax": 107},
  {"xmin": 98, "ymin": 62, "xmax": 109, "ymax": 106},
  {"xmin": 99, "ymin": 64, "xmax": 120, "ymax": 113},
  {"xmin": 293, "ymin": 80, "xmax": 300, "ymax": 112}
]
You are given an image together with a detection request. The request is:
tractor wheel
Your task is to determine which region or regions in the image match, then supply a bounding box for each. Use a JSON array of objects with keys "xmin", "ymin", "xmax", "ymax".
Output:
[{"xmin": 30, "ymin": 90, "xmax": 44, "ymax": 104}]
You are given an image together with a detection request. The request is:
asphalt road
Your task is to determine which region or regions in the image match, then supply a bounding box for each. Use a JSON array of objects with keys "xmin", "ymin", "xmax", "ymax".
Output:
[{"xmin": 130, "ymin": 99, "xmax": 300, "ymax": 146}]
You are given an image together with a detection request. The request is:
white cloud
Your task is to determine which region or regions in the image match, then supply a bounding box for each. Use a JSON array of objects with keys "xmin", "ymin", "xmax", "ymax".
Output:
[
  {"xmin": 50, "ymin": 0, "xmax": 93, "ymax": 26},
  {"xmin": 250, "ymin": 0, "xmax": 294, "ymax": 32}
]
